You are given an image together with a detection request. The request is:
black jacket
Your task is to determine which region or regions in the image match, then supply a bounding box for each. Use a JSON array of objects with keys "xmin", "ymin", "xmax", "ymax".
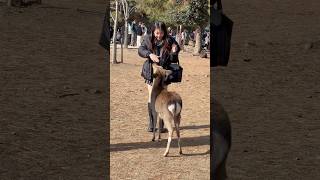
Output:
[
  {"xmin": 139, "ymin": 35, "xmax": 180, "ymax": 65},
  {"xmin": 139, "ymin": 35, "xmax": 180, "ymax": 81}
]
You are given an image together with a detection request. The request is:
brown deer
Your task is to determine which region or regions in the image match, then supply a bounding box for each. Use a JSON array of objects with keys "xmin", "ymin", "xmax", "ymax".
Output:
[
  {"xmin": 212, "ymin": 98, "xmax": 231, "ymax": 180},
  {"xmin": 150, "ymin": 64, "xmax": 183, "ymax": 157}
]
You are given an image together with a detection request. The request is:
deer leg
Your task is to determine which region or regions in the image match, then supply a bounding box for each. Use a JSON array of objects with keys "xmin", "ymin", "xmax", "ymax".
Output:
[
  {"xmin": 175, "ymin": 115, "xmax": 182, "ymax": 155},
  {"xmin": 157, "ymin": 114, "xmax": 161, "ymax": 141},
  {"xmin": 152, "ymin": 112, "xmax": 157, "ymax": 142},
  {"xmin": 163, "ymin": 118, "xmax": 173, "ymax": 157}
]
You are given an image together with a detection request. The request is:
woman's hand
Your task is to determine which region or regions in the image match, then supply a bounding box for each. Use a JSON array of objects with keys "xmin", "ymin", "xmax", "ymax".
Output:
[{"xmin": 149, "ymin": 53, "xmax": 160, "ymax": 63}]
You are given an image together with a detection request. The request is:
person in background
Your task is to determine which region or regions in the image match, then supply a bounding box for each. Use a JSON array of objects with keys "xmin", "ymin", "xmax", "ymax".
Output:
[
  {"xmin": 110, "ymin": 26, "xmax": 114, "ymax": 44},
  {"xmin": 128, "ymin": 21, "xmax": 133, "ymax": 46},
  {"xmin": 116, "ymin": 28, "xmax": 121, "ymax": 43},
  {"xmin": 204, "ymin": 31, "xmax": 210, "ymax": 50},
  {"xmin": 141, "ymin": 22, "xmax": 148, "ymax": 42},
  {"xmin": 130, "ymin": 20, "xmax": 137, "ymax": 46},
  {"xmin": 136, "ymin": 22, "xmax": 143, "ymax": 47},
  {"xmin": 175, "ymin": 31, "xmax": 182, "ymax": 48},
  {"xmin": 181, "ymin": 29, "xmax": 187, "ymax": 51}
]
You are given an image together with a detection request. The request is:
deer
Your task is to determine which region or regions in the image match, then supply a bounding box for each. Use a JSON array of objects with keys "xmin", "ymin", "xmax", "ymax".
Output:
[
  {"xmin": 212, "ymin": 98, "xmax": 232, "ymax": 180},
  {"xmin": 150, "ymin": 64, "xmax": 183, "ymax": 157}
]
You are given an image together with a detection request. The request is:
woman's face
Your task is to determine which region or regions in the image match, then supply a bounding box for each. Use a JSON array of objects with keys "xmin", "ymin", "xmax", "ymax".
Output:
[{"xmin": 154, "ymin": 28, "xmax": 164, "ymax": 41}]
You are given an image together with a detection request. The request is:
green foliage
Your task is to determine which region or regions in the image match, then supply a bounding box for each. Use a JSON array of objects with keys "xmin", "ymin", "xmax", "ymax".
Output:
[
  {"xmin": 132, "ymin": 0, "xmax": 209, "ymax": 29},
  {"xmin": 134, "ymin": 0, "xmax": 170, "ymax": 23},
  {"xmin": 183, "ymin": 0, "xmax": 209, "ymax": 28}
]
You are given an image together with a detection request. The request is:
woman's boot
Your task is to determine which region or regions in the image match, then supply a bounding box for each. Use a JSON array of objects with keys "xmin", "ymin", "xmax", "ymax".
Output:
[
  {"xmin": 159, "ymin": 118, "xmax": 168, "ymax": 133},
  {"xmin": 147, "ymin": 103, "xmax": 155, "ymax": 132}
]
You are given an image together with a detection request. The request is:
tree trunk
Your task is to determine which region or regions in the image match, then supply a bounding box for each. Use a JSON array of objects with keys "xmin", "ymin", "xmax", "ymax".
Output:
[
  {"xmin": 120, "ymin": 37, "xmax": 123, "ymax": 63},
  {"xmin": 193, "ymin": 27, "xmax": 202, "ymax": 56},
  {"xmin": 123, "ymin": 19, "xmax": 128, "ymax": 48},
  {"xmin": 112, "ymin": 1, "xmax": 119, "ymax": 64}
]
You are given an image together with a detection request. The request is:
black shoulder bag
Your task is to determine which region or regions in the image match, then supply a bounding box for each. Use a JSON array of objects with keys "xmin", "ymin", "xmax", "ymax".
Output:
[
  {"xmin": 166, "ymin": 53, "xmax": 183, "ymax": 83},
  {"xmin": 211, "ymin": 0, "xmax": 233, "ymax": 67}
]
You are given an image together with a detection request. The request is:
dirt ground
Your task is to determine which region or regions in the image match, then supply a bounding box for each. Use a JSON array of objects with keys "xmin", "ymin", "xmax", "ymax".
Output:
[
  {"xmin": 212, "ymin": 0, "xmax": 320, "ymax": 179},
  {"xmin": 0, "ymin": 0, "xmax": 108, "ymax": 179},
  {"xmin": 110, "ymin": 47, "xmax": 210, "ymax": 179},
  {"xmin": 1, "ymin": 0, "xmax": 320, "ymax": 179}
]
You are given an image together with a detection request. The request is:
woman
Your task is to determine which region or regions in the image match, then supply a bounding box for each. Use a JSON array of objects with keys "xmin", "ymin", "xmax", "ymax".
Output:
[{"xmin": 138, "ymin": 22, "xmax": 180, "ymax": 132}]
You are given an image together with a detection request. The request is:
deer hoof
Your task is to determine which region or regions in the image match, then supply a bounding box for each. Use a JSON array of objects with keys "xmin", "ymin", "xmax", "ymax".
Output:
[
  {"xmin": 163, "ymin": 152, "xmax": 169, "ymax": 157},
  {"xmin": 179, "ymin": 151, "xmax": 183, "ymax": 155},
  {"xmin": 152, "ymin": 138, "xmax": 155, "ymax": 142}
]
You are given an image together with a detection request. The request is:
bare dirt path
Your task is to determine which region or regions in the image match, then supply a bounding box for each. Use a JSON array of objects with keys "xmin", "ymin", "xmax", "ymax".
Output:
[
  {"xmin": 110, "ymin": 47, "xmax": 210, "ymax": 179},
  {"xmin": 212, "ymin": 0, "xmax": 320, "ymax": 179},
  {"xmin": 0, "ymin": 1, "xmax": 108, "ymax": 179}
]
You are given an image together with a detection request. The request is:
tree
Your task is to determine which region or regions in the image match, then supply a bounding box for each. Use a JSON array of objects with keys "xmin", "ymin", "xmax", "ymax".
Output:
[
  {"xmin": 112, "ymin": 0, "xmax": 119, "ymax": 64},
  {"xmin": 119, "ymin": 0, "xmax": 138, "ymax": 48},
  {"xmin": 125, "ymin": 0, "xmax": 209, "ymax": 55},
  {"xmin": 135, "ymin": 0, "xmax": 172, "ymax": 24},
  {"xmin": 174, "ymin": 0, "xmax": 209, "ymax": 55},
  {"xmin": 120, "ymin": 0, "xmax": 130, "ymax": 48}
]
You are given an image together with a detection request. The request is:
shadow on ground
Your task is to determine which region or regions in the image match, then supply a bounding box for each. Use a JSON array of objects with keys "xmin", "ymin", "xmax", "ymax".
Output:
[
  {"xmin": 180, "ymin": 124, "xmax": 209, "ymax": 130},
  {"xmin": 110, "ymin": 135, "xmax": 209, "ymax": 152}
]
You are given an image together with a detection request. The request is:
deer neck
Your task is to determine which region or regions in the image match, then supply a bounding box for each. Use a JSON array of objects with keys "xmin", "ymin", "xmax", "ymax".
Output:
[{"xmin": 150, "ymin": 76, "xmax": 166, "ymax": 104}]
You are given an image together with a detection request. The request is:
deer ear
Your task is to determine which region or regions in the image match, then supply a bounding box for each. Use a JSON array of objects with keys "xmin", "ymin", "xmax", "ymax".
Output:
[
  {"xmin": 166, "ymin": 70, "xmax": 173, "ymax": 76},
  {"xmin": 152, "ymin": 64, "xmax": 158, "ymax": 74},
  {"xmin": 152, "ymin": 63, "xmax": 160, "ymax": 70}
]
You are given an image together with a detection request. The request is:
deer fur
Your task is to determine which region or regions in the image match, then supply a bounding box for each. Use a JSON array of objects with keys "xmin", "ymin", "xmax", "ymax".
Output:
[
  {"xmin": 150, "ymin": 64, "xmax": 183, "ymax": 157},
  {"xmin": 212, "ymin": 99, "xmax": 231, "ymax": 180}
]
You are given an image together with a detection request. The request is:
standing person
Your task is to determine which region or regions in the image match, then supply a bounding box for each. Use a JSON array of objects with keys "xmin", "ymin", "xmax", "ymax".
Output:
[
  {"xmin": 128, "ymin": 21, "xmax": 133, "ymax": 46},
  {"xmin": 142, "ymin": 22, "xmax": 148, "ymax": 36},
  {"xmin": 176, "ymin": 31, "xmax": 182, "ymax": 47},
  {"xmin": 205, "ymin": 31, "xmax": 210, "ymax": 50},
  {"xmin": 110, "ymin": 26, "xmax": 114, "ymax": 44},
  {"xmin": 181, "ymin": 29, "xmax": 187, "ymax": 51},
  {"xmin": 138, "ymin": 21, "xmax": 181, "ymax": 132},
  {"xmin": 141, "ymin": 22, "xmax": 148, "ymax": 42},
  {"xmin": 190, "ymin": 30, "xmax": 195, "ymax": 45},
  {"xmin": 136, "ymin": 22, "xmax": 143, "ymax": 47},
  {"xmin": 116, "ymin": 28, "xmax": 121, "ymax": 43},
  {"xmin": 172, "ymin": 29, "xmax": 176, "ymax": 40},
  {"xmin": 168, "ymin": 27, "xmax": 172, "ymax": 36},
  {"xmin": 131, "ymin": 20, "xmax": 137, "ymax": 46}
]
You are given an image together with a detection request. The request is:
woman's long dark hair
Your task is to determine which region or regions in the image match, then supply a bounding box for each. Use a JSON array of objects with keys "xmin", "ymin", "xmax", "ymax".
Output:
[{"xmin": 150, "ymin": 22, "xmax": 170, "ymax": 54}]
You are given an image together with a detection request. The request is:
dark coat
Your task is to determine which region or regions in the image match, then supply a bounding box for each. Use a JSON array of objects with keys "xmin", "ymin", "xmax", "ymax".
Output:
[
  {"xmin": 138, "ymin": 35, "xmax": 180, "ymax": 81},
  {"xmin": 136, "ymin": 25, "xmax": 143, "ymax": 36}
]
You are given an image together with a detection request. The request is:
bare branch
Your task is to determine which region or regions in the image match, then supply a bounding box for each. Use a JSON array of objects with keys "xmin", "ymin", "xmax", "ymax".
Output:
[
  {"xmin": 110, "ymin": 11, "xmax": 115, "ymax": 22},
  {"xmin": 129, "ymin": 6, "xmax": 136, "ymax": 15}
]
